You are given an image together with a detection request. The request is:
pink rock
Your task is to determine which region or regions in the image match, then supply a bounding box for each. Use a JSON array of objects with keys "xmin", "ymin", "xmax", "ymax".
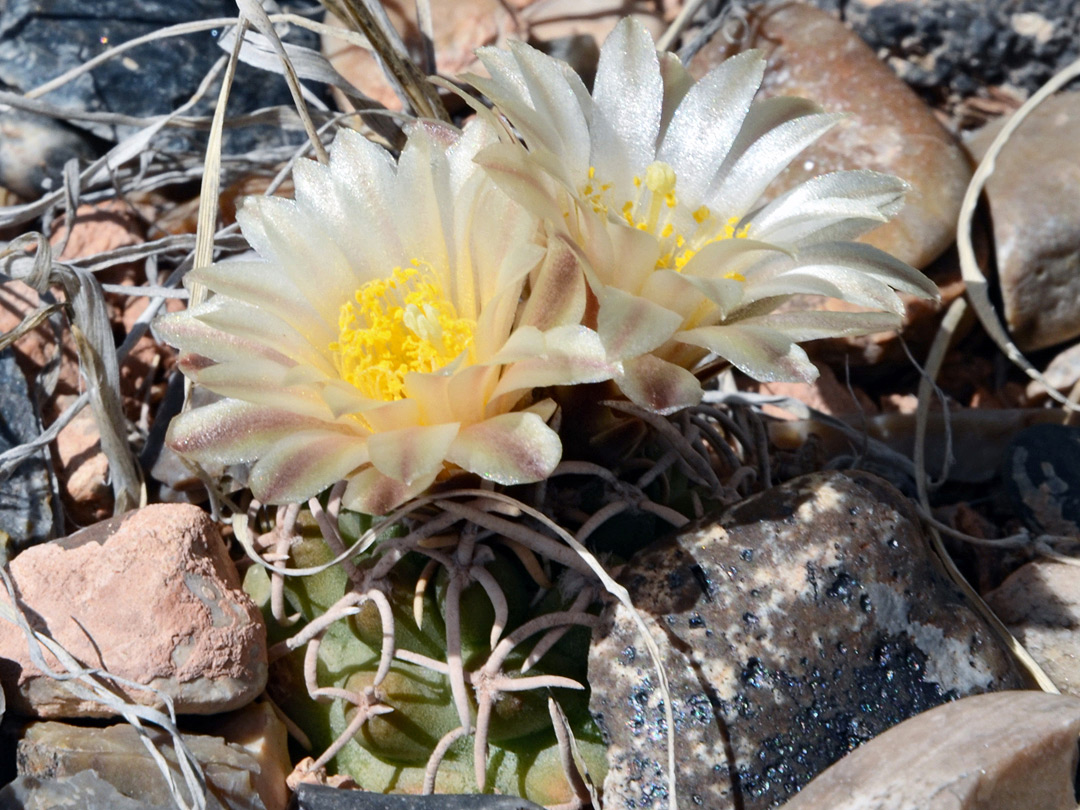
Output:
[
  {"xmin": 0, "ymin": 504, "xmax": 266, "ymax": 718},
  {"xmin": 49, "ymin": 200, "xmax": 143, "ymax": 263},
  {"xmin": 53, "ymin": 407, "xmax": 112, "ymax": 526}
]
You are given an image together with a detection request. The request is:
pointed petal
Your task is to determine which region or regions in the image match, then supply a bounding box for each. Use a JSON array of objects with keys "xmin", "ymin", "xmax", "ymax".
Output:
[
  {"xmin": 491, "ymin": 325, "xmax": 614, "ymax": 398},
  {"xmin": 519, "ymin": 235, "xmax": 587, "ymax": 330},
  {"xmin": 367, "ymin": 423, "xmax": 460, "ymax": 486},
  {"xmin": 676, "ymin": 323, "xmax": 818, "ymax": 382},
  {"xmin": 591, "ymin": 17, "xmax": 663, "ymax": 191},
  {"xmin": 447, "ymin": 411, "xmax": 561, "ymax": 484},
  {"xmin": 249, "ymin": 430, "xmax": 372, "ymax": 504},
  {"xmin": 615, "ymin": 354, "xmax": 703, "ymax": 415},
  {"xmin": 595, "ymin": 283, "xmax": 683, "ymax": 361},
  {"xmin": 658, "ymin": 50, "xmax": 765, "ymax": 203},
  {"xmin": 343, "ymin": 466, "xmax": 438, "ymax": 516}
]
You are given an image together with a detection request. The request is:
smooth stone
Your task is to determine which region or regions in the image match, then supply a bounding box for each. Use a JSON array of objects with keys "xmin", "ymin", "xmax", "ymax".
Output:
[
  {"xmin": 781, "ymin": 691, "xmax": 1080, "ymax": 810},
  {"xmin": 1028, "ymin": 342, "xmax": 1080, "ymax": 399},
  {"xmin": 0, "ymin": 110, "xmax": 96, "ymax": 200},
  {"xmin": 294, "ymin": 783, "xmax": 547, "ymax": 809},
  {"xmin": 588, "ymin": 470, "xmax": 1024, "ymax": 810},
  {"xmin": 689, "ymin": 3, "xmax": 972, "ymax": 271},
  {"xmin": 986, "ymin": 561, "xmax": 1080, "ymax": 697},
  {"xmin": 1001, "ymin": 423, "xmax": 1080, "ymax": 535},
  {"xmin": 0, "ymin": 503, "xmax": 267, "ymax": 717},
  {"xmin": 16, "ymin": 705, "xmax": 289, "ymax": 810},
  {"xmin": 0, "ymin": 770, "xmax": 157, "ymax": 810},
  {"xmin": 966, "ymin": 92, "xmax": 1080, "ymax": 350},
  {"xmin": 0, "ymin": 348, "xmax": 54, "ymax": 555}
]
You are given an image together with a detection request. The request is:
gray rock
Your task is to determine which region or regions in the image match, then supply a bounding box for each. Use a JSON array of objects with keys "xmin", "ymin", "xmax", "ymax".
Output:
[
  {"xmin": 1002, "ymin": 423, "xmax": 1080, "ymax": 535},
  {"xmin": 0, "ymin": 347, "xmax": 54, "ymax": 557},
  {"xmin": 0, "ymin": 111, "xmax": 97, "ymax": 199},
  {"xmin": 0, "ymin": 0, "xmax": 324, "ymax": 196},
  {"xmin": 0, "ymin": 503, "xmax": 266, "ymax": 718},
  {"xmin": 966, "ymin": 92, "xmax": 1080, "ymax": 351},
  {"xmin": 0, "ymin": 770, "xmax": 160, "ymax": 810},
  {"xmin": 986, "ymin": 561, "xmax": 1080, "ymax": 698},
  {"xmin": 16, "ymin": 712, "xmax": 285, "ymax": 810},
  {"xmin": 294, "ymin": 784, "xmax": 547, "ymax": 810},
  {"xmin": 588, "ymin": 470, "xmax": 1024, "ymax": 810},
  {"xmin": 781, "ymin": 691, "xmax": 1080, "ymax": 810}
]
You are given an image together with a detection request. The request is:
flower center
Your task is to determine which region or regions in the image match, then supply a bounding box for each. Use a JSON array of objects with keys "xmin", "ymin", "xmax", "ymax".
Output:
[
  {"xmin": 331, "ymin": 264, "xmax": 475, "ymax": 401},
  {"xmin": 580, "ymin": 160, "xmax": 750, "ymax": 278}
]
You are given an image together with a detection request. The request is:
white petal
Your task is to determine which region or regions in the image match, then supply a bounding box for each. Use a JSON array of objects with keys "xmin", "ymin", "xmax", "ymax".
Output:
[
  {"xmin": 249, "ymin": 430, "xmax": 372, "ymax": 504},
  {"xmin": 677, "ymin": 323, "xmax": 818, "ymax": 382},
  {"xmin": 591, "ymin": 17, "xmax": 663, "ymax": 193},
  {"xmin": 343, "ymin": 465, "xmax": 437, "ymax": 516},
  {"xmin": 367, "ymin": 422, "xmax": 460, "ymax": 486},
  {"xmin": 447, "ymin": 411, "xmax": 561, "ymax": 484},
  {"xmin": 595, "ymin": 283, "xmax": 683, "ymax": 361},
  {"xmin": 615, "ymin": 354, "xmax": 703, "ymax": 415},
  {"xmin": 658, "ymin": 50, "xmax": 765, "ymax": 204}
]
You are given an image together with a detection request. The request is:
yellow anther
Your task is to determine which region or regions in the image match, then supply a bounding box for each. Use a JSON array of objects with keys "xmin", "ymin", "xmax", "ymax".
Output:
[
  {"xmin": 724, "ymin": 272, "xmax": 746, "ymax": 282},
  {"xmin": 661, "ymin": 223, "xmax": 674, "ymax": 238},
  {"xmin": 693, "ymin": 206, "xmax": 711, "ymax": 224},
  {"xmin": 633, "ymin": 176, "xmax": 642, "ymax": 188},
  {"xmin": 588, "ymin": 166, "xmax": 596, "ymax": 180},
  {"xmin": 333, "ymin": 265, "xmax": 474, "ymax": 401}
]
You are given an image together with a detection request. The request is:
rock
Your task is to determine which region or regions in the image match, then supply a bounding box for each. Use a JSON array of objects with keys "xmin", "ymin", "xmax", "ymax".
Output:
[
  {"xmin": 965, "ymin": 92, "xmax": 1080, "ymax": 351},
  {"xmin": 1001, "ymin": 423, "xmax": 1080, "ymax": 535},
  {"xmin": 0, "ymin": 770, "xmax": 156, "ymax": 810},
  {"xmin": 50, "ymin": 200, "xmax": 144, "ymax": 263},
  {"xmin": 781, "ymin": 691, "xmax": 1080, "ymax": 810},
  {"xmin": 740, "ymin": 359, "xmax": 878, "ymax": 420},
  {"xmin": 689, "ymin": 3, "xmax": 972, "ymax": 272},
  {"xmin": 0, "ymin": 278, "xmax": 81, "ymax": 407},
  {"xmin": 16, "ymin": 708, "xmax": 288, "ymax": 810},
  {"xmin": 216, "ymin": 702, "xmax": 293, "ymax": 810},
  {"xmin": 588, "ymin": 470, "xmax": 1024, "ymax": 810},
  {"xmin": 0, "ymin": 503, "xmax": 267, "ymax": 717},
  {"xmin": 0, "ymin": 0, "xmax": 324, "ymax": 196},
  {"xmin": 986, "ymin": 561, "xmax": 1080, "ymax": 697},
  {"xmin": 1028, "ymin": 342, "xmax": 1080, "ymax": 400},
  {"xmin": 0, "ymin": 110, "xmax": 97, "ymax": 200},
  {"xmin": 0, "ymin": 348, "xmax": 54, "ymax": 555},
  {"xmin": 53, "ymin": 406, "xmax": 112, "ymax": 526},
  {"xmin": 839, "ymin": 0, "xmax": 1080, "ymax": 124}
]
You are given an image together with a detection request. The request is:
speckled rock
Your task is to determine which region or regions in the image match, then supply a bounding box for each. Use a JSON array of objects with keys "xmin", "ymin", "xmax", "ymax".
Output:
[
  {"xmin": 782, "ymin": 690, "xmax": 1080, "ymax": 810},
  {"xmin": 689, "ymin": 3, "xmax": 972, "ymax": 271},
  {"xmin": 966, "ymin": 92, "xmax": 1080, "ymax": 351},
  {"xmin": 588, "ymin": 470, "xmax": 1024, "ymax": 810},
  {"xmin": 986, "ymin": 561, "xmax": 1080, "ymax": 698},
  {"xmin": 0, "ymin": 503, "xmax": 266, "ymax": 717},
  {"xmin": 16, "ymin": 704, "xmax": 290, "ymax": 810}
]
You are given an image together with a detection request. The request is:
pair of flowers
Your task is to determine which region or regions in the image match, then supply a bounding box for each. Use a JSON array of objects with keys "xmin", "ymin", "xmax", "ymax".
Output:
[{"xmin": 155, "ymin": 18, "xmax": 937, "ymax": 515}]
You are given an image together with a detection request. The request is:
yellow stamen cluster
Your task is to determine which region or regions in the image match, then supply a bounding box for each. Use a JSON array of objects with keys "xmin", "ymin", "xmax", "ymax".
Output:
[
  {"xmin": 331, "ymin": 264, "xmax": 475, "ymax": 401},
  {"xmin": 603, "ymin": 160, "xmax": 751, "ymax": 274}
]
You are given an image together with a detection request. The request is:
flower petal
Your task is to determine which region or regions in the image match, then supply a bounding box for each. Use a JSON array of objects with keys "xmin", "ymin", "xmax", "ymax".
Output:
[
  {"xmin": 519, "ymin": 235, "xmax": 587, "ymax": 330},
  {"xmin": 491, "ymin": 325, "xmax": 614, "ymax": 399},
  {"xmin": 249, "ymin": 430, "xmax": 372, "ymax": 504},
  {"xmin": 367, "ymin": 423, "xmax": 461, "ymax": 487},
  {"xmin": 595, "ymin": 283, "xmax": 683, "ymax": 361},
  {"xmin": 676, "ymin": 323, "xmax": 818, "ymax": 382},
  {"xmin": 615, "ymin": 353, "xmax": 703, "ymax": 415},
  {"xmin": 343, "ymin": 465, "xmax": 438, "ymax": 516},
  {"xmin": 447, "ymin": 411, "xmax": 561, "ymax": 484}
]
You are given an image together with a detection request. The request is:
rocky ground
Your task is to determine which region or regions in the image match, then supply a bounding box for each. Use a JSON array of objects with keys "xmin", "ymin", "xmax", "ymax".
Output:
[{"xmin": 2, "ymin": 1, "xmax": 1080, "ymax": 809}]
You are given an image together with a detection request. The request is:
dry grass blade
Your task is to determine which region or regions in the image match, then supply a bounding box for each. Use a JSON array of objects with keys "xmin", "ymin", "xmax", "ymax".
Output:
[
  {"xmin": 957, "ymin": 54, "xmax": 1080, "ymax": 414},
  {"xmin": 324, "ymin": 0, "xmax": 448, "ymax": 121}
]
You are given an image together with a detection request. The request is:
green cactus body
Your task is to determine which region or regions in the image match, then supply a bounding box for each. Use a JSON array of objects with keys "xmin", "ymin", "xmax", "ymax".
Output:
[{"xmin": 244, "ymin": 512, "xmax": 608, "ymax": 804}]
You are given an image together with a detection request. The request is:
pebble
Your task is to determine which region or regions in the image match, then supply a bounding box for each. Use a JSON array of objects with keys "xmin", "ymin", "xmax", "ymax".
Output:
[
  {"xmin": 965, "ymin": 92, "xmax": 1080, "ymax": 351},
  {"xmin": 986, "ymin": 561, "xmax": 1080, "ymax": 697},
  {"xmin": 0, "ymin": 503, "xmax": 267, "ymax": 717},
  {"xmin": 588, "ymin": 470, "xmax": 1023, "ymax": 810},
  {"xmin": 0, "ymin": 349, "xmax": 55, "ymax": 556},
  {"xmin": 689, "ymin": 2, "xmax": 972, "ymax": 272},
  {"xmin": 0, "ymin": 110, "xmax": 97, "ymax": 200},
  {"xmin": 1028, "ymin": 341, "xmax": 1080, "ymax": 400},
  {"xmin": 15, "ymin": 703, "xmax": 289, "ymax": 810},
  {"xmin": 781, "ymin": 690, "xmax": 1080, "ymax": 810},
  {"xmin": 0, "ymin": 770, "xmax": 154, "ymax": 810}
]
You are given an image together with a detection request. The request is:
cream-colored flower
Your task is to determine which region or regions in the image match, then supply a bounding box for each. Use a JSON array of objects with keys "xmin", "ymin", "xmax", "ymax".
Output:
[
  {"xmin": 155, "ymin": 122, "xmax": 615, "ymax": 514},
  {"xmin": 467, "ymin": 18, "xmax": 939, "ymax": 413}
]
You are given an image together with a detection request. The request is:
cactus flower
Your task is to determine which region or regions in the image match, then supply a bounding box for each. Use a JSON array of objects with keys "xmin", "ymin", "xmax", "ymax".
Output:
[
  {"xmin": 155, "ymin": 122, "xmax": 614, "ymax": 514},
  {"xmin": 468, "ymin": 18, "xmax": 939, "ymax": 413}
]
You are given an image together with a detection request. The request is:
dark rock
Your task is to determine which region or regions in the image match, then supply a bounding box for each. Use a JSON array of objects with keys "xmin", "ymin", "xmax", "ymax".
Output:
[
  {"xmin": 0, "ymin": 110, "xmax": 97, "ymax": 199},
  {"xmin": 1003, "ymin": 423, "xmax": 1080, "ymax": 536},
  {"xmin": 0, "ymin": 347, "xmax": 54, "ymax": 558},
  {"xmin": 840, "ymin": 0, "xmax": 1080, "ymax": 109},
  {"xmin": 588, "ymin": 470, "xmax": 1024, "ymax": 810},
  {"xmin": 293, "ymin": 784, "xmax": 547, "ymax": 810},
  {"xmin": 0, "ymin": 0, "xmax": 325, "ymax": 196}
]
